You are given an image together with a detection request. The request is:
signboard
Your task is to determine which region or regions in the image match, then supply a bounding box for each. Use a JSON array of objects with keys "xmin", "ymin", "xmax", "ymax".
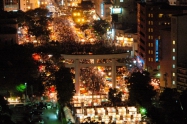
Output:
[
  {"xmin": 155, "ymin": 39, "xmax": 159, "ymax": 62},
  {"xmin": 112, "ymin": 8, "xmax": 122, "ymax": 14}
]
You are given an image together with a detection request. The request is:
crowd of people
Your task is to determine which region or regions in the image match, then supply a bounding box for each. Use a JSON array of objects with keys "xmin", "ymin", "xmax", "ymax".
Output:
[{"xmin": 53, "ymin": 16, "xmax": 77, "ymax": 42}]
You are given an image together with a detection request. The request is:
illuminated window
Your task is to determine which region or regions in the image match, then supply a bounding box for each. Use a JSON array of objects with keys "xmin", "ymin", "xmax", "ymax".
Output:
[
  {"xmin": 148, "ymin": 13, "xmax": 153, "ymax": 18},
  {"xmin": 151, "ymin": 50, "xmax": 153, "ymax": 54},
  {"xmin": 148, "ymin": 43, "xmax": 153, "ymax": 47},
  {"xmin": 151, "ymin": 43, "xmax": 153, "ymax": 47},
  {"xmin": 148, "ymin": 35, "xmax": 150, "ymax": 39},
  {"xmin": 173, "ymin": 64, "xmax": 175, "ymax": 68},
  {"xmin": 148, "ymin": 21, "xmax": 153, "ymax": 25},
  {"xmin": 173, "ymin": 73, "xmax": 175, "ymax": 76},
  {"xmin": 120, "ymin": 0, "xmax": 124, "ymax": 2},
  {"xmin": 148, "ymin": 50, "xmax": 150, "ymax": 54},
  {"xmin": 158, "ymin": 14, "xmax": 163, "ymax": 18},
  {"xmin": 151, "ymin": 58, "xmax": 153, "ymax": 61},
  {"xmin": 148, "ymin": 58, "xmax": 151, "ymax": 61},
  {"xmin": 149, "ymin": 28, "xmax": 153, "ymax": 32},
  {"xmin": 173, "ymin": 40, "xmax": 175, "ymax": 44},
  {"xmin": 173, "ymin": 81, "xmax": 175, "ymax": 85},
  {"xmin": 151, "ymin": 28, "xmax": 153, "ymax": 32},
  {"xmin": 158, "ymin": 36, "xmax": 160, "ymax": 39},
  {"xmin": 173, "ymin": 56, "xmax": 175, "ymax": 60},
  {"xmin": 151, "ymin": 36, "xmax": 153, "ymax": 39},
  {"xmin": 173, "ymin": 48, "xmax": 175, "ymax": 52}
]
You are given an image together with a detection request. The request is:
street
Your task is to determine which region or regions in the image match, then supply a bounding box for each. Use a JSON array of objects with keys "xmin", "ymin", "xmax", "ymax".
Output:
[
  {"xmin": 42, "ymin": 108, "xmax": 62, "ymax": 124},
  {"xmin": 10, "ymin": 103, "xmax": 62, "ymax": 124}
]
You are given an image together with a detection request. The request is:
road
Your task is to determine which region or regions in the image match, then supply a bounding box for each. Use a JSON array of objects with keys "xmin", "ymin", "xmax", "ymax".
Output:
[
  {"xmin": 42, "ymin": 108, "xmax": 62, "ymax": 124},
  {"xmin": 10, "ymin": 104, "xmax": 62, "ymax": 124}
]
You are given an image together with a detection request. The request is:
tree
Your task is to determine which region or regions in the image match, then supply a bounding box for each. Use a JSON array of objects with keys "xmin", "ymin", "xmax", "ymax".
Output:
[
  {"xmin": 108, "ymin": 88, "xmax": 123, "ymax": 106},
  {"xmin": 92, "ymin": 19, "xmax": 110, "ymax": 37},
  {"xmin": 0, "ymin": 95, "xmax": 14, "ymax": 124},
  {"xmin": 25, "ymin": 8, "xmax": 52, "ymax": 42},
  {"xmin": 0, "ymin": 45, "xmax": 38, "ymax": 95},
  {"xmin": 127, "ymin": 71, "xmax": 156, "ymax": 108},
  {"xmin": 158, "ymin": 88, "xmax": 184, "ymax": 123},
  {"xmin": 55, "ymin": 67, "xmax": 75, "ymax": 106},
  {"xmin": 180, "ymin": 89, "xmax": 187, "ymax": 123},
  {"xmin": 16, "ymin": 8, "xmax": 52, "ymax": 43},
  {"xmin": 80, "ymin": 24, "xmax": 90, "ymax": 32}
]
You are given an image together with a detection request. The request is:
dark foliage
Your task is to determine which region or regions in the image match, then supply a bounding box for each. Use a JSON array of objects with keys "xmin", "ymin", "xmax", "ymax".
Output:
[
  {"xmin": 127, "ymin": 71, "xmax": 156, "ymax": 108},
  {"xmin": 55, "ymin": 67, "xmax": 75, "ymax": 106}
]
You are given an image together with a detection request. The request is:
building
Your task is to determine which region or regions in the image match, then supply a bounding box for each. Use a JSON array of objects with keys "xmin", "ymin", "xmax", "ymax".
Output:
[
  {"xmin": 168, "ymin": 0, "xmax": 187, "ymax": 6},
  {"xmin": 95, "ymin": 0, "xmax": 112, "ymax": 21},
  {"xmin": 2, "ymin": 0, "xmax": 39, "ymax": 12},
  {"xmin": 94, "ymin": 0, "xmax": 137, "ymax": 40},
  {"xmin": 137, "ymin": 2, "xmax": 186, "ymax": 72},
  {"xmin": 20, "ymin": 0, "xmax": 39, "ymax": 12},
  {"xmin": 0, "ymin": 0, "xmax": 3, "ymax": 11},
  {"xmin": 0, "ymin": 15, "xmax": 18, "ymax": 45},
  {"xmin": 159, "ymin": 28, "xmax": 173, "ymax": 89},
  {"xmin": 159, "ymin": 14, "xmax": 187, "ymax": 91},
  {"xmin": 4, "ymin": 0, "xmax": 19, "ymax": 11},
  {"xmin": 62, "ymin": 0, "xmax": 81, "ymax": 7},
  {"xmin": 172, "ymin": 14, "xmax": 187, "ymax": 91},
  {"xmin": 111, "ymin": 0, "xmax": 137, "ymax": 33}
]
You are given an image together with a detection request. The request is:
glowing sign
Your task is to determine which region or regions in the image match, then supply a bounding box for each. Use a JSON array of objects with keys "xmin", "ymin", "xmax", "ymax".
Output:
[
  {"xmin": 112, "ymin": 8, "xmax": 122, "ymax": 14},
  {"xmin": 101, "ymin": 3, "xmax": 104, "ymax": 16},
  {"xmin": 155, "ymin": 39, "xmax": 159, "ymax": 62}
]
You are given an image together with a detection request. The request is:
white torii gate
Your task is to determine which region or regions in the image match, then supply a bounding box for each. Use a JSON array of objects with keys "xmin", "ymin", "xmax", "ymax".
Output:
[{"xmin": 61, "ymin": 53, "xmax": 130, "ymax": 95}]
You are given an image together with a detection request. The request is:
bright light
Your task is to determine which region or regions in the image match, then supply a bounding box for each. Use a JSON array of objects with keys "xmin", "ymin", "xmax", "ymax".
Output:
[{"xmin": 140, "ymin": 107, "xmax": 147, "ymax": 115}]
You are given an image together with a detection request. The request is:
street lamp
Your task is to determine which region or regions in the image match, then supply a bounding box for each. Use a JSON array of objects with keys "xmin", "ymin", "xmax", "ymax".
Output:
[{"xmin": 25, "ymin": 83, "xmax": 27, "ymax": 103}]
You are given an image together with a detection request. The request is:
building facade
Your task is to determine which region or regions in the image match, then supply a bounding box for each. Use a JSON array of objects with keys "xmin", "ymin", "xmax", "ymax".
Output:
[
  {"xmin": 168, "ymin": 0, "xmax": 187, "ymax": 6},
  {"xmin": 137, "ymin": 2, "xmax": 186, "ymax": 72},
  {"xmin": 111, "ymin": 0, "xmax": 137, "ymax": 32},
  {"xmin": 159, "ymin": 14, "xmax": 187, "ymax": 91},
  {"xmin": 0, "ymin": 18, "xmax": 18, "ymax": 44},
  {"xmin": 2, "ymin": 0, "xmax": 39, "ymax": 12},
  {"xmin": 94, "ymin": 0, "xmax": 112, "ymax": 21},
  {"xmin": 172, "ymin": 14, "xmax": 187, "ymax": 91},
  {"xmin": 20, "ymin": 0, "xmax": 39, "ymax": 12}
]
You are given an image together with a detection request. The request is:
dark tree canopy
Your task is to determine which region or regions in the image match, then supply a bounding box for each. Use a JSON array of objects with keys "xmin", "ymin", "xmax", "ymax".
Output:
[
  {"xmin": 92, "ymin": 19, "xmax": 110, "ymax": 36},
  {"xmin": 55, "ymin": 67, "xmax": 75, "ymax": 106},
  {"xmin": 0, "ymin": 95, "xmax": 13, "ymax": 124},
  {"xmin": 108, "ymin": 88, "xmax": 123, "ymax": 106},
  {"xmin": 127, "ymin": 71, "xmax": 156, "ymax": 108},
  {"xmin": 156, "ymin": 88, "xmax": 184, "ymax": 124},
  {"xmin": 16, "ymin": 8, "xmax": 52, "ymax": 41},
  {"xmin": 0, "ymin": 45, "xmax": 38, "ymax": 93},
  {"xmin": 180, "ymin": 89, "xmax": 187, "ymax": 114}
]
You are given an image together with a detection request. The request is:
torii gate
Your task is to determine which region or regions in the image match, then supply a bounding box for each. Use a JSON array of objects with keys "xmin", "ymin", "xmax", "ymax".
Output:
[{"xmin": 61, "ymin": 53, "xmax": 130, "ymax": 95}]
